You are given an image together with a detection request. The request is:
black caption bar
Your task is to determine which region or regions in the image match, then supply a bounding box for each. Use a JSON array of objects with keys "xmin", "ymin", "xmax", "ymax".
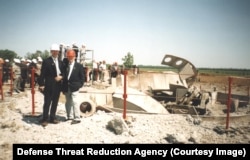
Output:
[{"xmin": 13, "ymin": 144, "xmax": 249, "ymax": 160}]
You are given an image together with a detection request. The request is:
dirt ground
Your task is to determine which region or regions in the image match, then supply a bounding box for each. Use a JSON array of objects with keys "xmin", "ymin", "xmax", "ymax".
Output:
[{"xmin": 0, "ymin": 73, "xmax": 250, "ymax": 160}]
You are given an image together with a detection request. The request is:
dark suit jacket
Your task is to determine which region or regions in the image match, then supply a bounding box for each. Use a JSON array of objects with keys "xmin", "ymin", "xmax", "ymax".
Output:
[
  {"xmin": 62, "ymin": 62, "xmax": 85, "ymax": 92},
  {"xmin": 20, "ymin": 63, "xmax": 28, "ymax": 79},
  {"xmin": 38, "ymin": 57, "xmax": 64, "ymax": 91}
]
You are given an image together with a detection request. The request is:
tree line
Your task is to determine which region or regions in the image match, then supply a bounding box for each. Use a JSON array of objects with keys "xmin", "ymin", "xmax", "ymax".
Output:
[{"xmin": 0, "ymin": 49, "xmax": 50, "ymax": 62}]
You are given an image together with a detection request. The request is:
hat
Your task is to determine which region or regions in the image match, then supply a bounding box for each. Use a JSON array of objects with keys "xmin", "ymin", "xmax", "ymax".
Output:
[
  {"xmin": 32, "ymin": 59, "xmax": 37, "ymax": 63},
  {"xmin": 5, "ymin": 59, "xmax": 9, "ymax": 62},
  {"xmin": 14, "ymin": 58, "xmax": 20, "ymax": 63},
  {"xmin": 27, "ymin": 59, "xmax": 31, "ymax": 63},
  {"xmin": 50, "ymin": 44, "xmax": 60, "ymax": 51},
  {"xmin": 21, "ymin": 58, "xmax": 26, "ymax": 62},
  {"xmin": 37, "ymin": 57, "xmax": 43, "ymax": 62}
]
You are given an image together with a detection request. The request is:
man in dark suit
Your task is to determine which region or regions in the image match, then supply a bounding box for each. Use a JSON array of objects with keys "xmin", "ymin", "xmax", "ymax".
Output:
[
  {"xmin": 19, "ymin": 59, "xmax": 28, "ymax": 91},
  {"xmin": 38, "ymin": 44, "xmax": 64, "ymax": 127},
  {"xmin": 62, "ymin": 49, "xmax": 85, "ymax": 124}
]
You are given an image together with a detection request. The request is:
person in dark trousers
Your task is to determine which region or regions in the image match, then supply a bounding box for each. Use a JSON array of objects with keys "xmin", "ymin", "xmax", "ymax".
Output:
[
  {"xmin": 38, "ymin": 44, "xmax": 64, "ymax": 127},
  {"xmin": 19, "ymin": 59, "xmax": 28, "ymax": 91},
  {"xmin": 111, "ymin": 62, "xmax": 118, "ymax": 78},
  {"xmin": 62, "ymin": 49, "xmax": 85, "ymax": 124}
]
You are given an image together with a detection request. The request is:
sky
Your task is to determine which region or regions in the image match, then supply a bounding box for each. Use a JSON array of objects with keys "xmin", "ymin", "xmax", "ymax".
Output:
[{"xmin": 0, "ymin": 0, "xmax": 250, "ymax": 69}]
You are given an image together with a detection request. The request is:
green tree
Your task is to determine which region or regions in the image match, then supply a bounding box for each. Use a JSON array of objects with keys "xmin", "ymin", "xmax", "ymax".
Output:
[
  {"xmin": 0, "ymin": 49, "xmax": 18, "ymax": 61},
  {"xmin": 25, "ymin": 50, "xmax": 50, "ymax": 60},
  {"xmin": 122, "ymin": 52, "xmax": 134, "ymax": 68}
]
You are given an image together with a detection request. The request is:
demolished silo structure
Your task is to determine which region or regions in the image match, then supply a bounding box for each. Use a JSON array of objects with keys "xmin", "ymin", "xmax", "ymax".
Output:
[{"xmin": 112, "ymin": 86, "xmax": 169, "ymax": 114}]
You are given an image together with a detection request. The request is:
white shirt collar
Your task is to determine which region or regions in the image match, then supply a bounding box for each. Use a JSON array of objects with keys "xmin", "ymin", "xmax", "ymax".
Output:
[{"xmin": 69, "ymin": 61, "xmax": 75, "ymax": 66}]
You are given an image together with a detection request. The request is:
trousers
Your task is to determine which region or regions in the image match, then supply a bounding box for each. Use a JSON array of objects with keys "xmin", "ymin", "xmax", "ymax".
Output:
[{"xmin": 64, "ymin": 88, "xmax": 80, "ymax": 120}]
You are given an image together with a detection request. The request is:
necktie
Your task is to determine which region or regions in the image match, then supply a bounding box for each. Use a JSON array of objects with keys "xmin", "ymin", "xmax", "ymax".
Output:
[
  {"xmin": 54, "ymin": 58, "xmax": 61, "ymax": 76},
  {"xmin": 67, "ymin": 63, "xmax": 72, "ymax": 80}
]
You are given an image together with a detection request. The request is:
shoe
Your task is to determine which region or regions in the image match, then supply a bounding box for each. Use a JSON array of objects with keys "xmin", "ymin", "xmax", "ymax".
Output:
[
  {"xmin": 71, "ymin": 119, "xmax": 81, "ymax": 125},
  {"xmin": 19, "ymin": 89, "xmax": 25, "ymax": 92},
  {"xmin": 64, "ymin": 117, "xmax": 73, "ymax": 121},
  {"xmin": 39, "ymin": 120, "xmax": 48, "ymax": 127},
  {"xmin": 50, "ymin": 119, "xmax": 60, "ymax": 124}
]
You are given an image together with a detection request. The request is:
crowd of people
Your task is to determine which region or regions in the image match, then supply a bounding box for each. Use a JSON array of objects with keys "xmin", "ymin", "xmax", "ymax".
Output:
[
  {"xmin": 1, "ymin": 52, "xmax": 132, "ymax": 96},
  {"xmin": 0, "ymin": 43, "xmax": 131, "ymax": 127},
  {"xmin": 88, "ymin": 60, "xmax": 125, "ymax": 84},
  {"xmin": 1, "ymin": 56, "xmax": 43, "ymax": 94}
]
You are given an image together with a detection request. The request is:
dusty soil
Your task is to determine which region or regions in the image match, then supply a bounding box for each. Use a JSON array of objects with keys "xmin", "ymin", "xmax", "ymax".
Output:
[{"xmin": 0, "ymin": 74, "xmax": 250, "ymax": 160}]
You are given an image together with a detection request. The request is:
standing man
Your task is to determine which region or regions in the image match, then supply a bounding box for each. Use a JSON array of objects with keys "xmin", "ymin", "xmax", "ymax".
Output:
[
  {"xmin": 100, "ymin": 60, "xmax": 106, "ymax": 82},
  {"xmin": 92, "ymin": 60, "xmax": 98, "ymax": 81},
  {"xmin": 62, "ymin": 49, "xmax": 85, "ymax": 124},
  {"xmin": 19, "ymin": 58, "xmax": 28, "ymax": 92},
  {"xmin": 12, "ymin": 58, "xmax": 21, "ymax": 93},
  {"xmin": 38, "ymin": 44, "xmax": 64, "ymax": 127}
]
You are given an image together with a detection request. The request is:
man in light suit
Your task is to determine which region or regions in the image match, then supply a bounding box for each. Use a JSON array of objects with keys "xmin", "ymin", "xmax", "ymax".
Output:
[
  {"xmin": 38, "ymin": 44, "xmax": 64, "ymax": 127},
  {"xmin": 62, "ymin": 49, "xmax": 85, "ymax": 124}
]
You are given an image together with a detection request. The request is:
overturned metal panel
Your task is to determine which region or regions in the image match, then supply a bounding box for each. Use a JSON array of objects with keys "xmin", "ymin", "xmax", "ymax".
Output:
[
  {"xmin": 122, "ymin": 71, "xmax": 183, "ymax": 90},
  {"xmin": 112, "ymin": 87, "xmax": 169, "ymax": 114},
  {"xmin": 161, "ymin": 54, "xmax": 198, "ymax": 85},
  {"xmin": 179, "ymin": 63, "xmax": 195, "ymax": 80}
]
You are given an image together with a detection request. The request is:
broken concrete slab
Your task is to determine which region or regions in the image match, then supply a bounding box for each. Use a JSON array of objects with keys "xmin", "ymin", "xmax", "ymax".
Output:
[
  {"xmin": 112, "ymin": 86, "xmax": 169, "ymax": 114},
  {"xmin": 107, "ymin": 115, "xmax": 129, "ymax": 135}
]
